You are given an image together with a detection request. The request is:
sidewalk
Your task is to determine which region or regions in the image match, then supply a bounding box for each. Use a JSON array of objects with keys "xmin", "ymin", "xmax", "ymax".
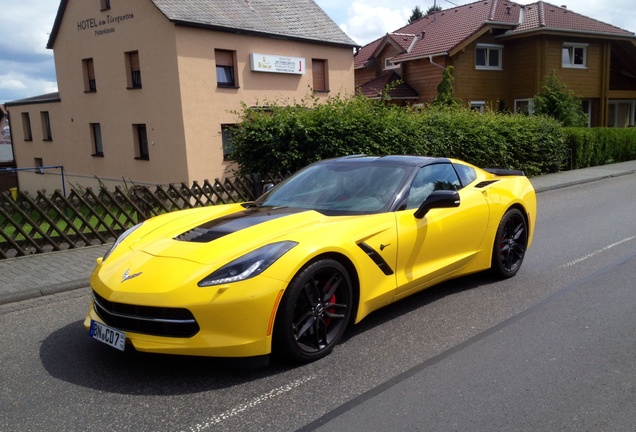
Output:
[{"xmin": 1, "ymin": 160, "xmax": 636, "ymax": 306}]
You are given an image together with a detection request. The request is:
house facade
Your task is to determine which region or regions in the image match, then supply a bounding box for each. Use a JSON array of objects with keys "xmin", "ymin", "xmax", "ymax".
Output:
[
  {"xmin": 6, "ymin": 0, "xmax": 357, "ymax": 193},
  {"xmin": 0, "ymin": 105, "xmax": 18, "ymax": 192},
  {"xmin": 355, "ymin": 1, "xmax": 636, "ymax": 128}
]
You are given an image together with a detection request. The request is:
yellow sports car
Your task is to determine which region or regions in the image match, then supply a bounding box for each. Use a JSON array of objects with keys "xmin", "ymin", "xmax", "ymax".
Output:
[{"xmin": 85, "ymin": 156, "xmax": 536, "ymax": 363}]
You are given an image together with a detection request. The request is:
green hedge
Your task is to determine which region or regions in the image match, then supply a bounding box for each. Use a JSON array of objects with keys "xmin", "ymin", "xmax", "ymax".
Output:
[
  {"xmin": 564, "ymin": 127, "xmax": 636, "ymax": 169},
  {"xmin": 230, "ymin": 95, "xmax": 570, "ymax": 177}
]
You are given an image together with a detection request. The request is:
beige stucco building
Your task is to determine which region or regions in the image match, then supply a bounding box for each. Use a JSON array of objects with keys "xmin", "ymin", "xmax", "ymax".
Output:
[{"xmin": 6, "ymin": 0, "xmax": 357, "ymax": 193}]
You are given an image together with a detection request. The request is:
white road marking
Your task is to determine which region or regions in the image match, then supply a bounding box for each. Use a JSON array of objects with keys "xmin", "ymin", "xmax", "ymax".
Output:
[
  {"xmin": 560, "ymin": 236, "xmax": 636, "ymax": 268},
  {"xmin": 182, "ymin": 374, "xmax": 316, "ymax": 432}
]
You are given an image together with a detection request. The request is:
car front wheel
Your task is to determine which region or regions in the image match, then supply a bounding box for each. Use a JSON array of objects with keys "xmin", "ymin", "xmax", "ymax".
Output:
[
  {"xmin": 274, "ymin": 259, "xmax": 353, "ymax": 362},
  {"xmin": 491, "ymin": 208, "xmax": 528, "ymax": 278}
]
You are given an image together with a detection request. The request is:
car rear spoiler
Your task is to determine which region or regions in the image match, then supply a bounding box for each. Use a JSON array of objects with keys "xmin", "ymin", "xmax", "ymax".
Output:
[{"xmin": 484, "ymin": 168, "xmax": 526, "ymax": 177}]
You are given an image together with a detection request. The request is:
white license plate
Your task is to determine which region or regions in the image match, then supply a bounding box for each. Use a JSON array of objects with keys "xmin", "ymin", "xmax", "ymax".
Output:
[{"xmin": 90, "ymin": 320, "xmax": 126, "ymax": 351}]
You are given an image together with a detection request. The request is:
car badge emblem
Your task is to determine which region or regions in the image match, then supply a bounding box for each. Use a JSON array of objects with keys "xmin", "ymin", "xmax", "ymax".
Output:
[{"xmin": 121, "ymin": 268, "xmax": 142, "ymax": 283}]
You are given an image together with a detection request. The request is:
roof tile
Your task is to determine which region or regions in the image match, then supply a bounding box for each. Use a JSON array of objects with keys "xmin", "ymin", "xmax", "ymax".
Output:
[{"xmin": 151, "ymin": 0, "xmax": 357, "ymax": 47}]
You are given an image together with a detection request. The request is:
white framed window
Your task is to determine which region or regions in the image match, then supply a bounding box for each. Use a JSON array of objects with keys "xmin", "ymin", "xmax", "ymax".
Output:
[
  {"xmin": 562, "ymin": 43, "xmax": 587, "ymax": 68},
  {"xmin": 384, "ymin": 57, "xmax": 399, "ymax": 70},
  {"xmin": 470, "ymin": 101, "xmax": 486, "ymax": 113},
  {"xmin": 475, "ymin": 44, "xmax": 502, "ymax": 70},
  {"xmin": 514, "ymin": 99, "xmax": 534, "ymax": 115}
]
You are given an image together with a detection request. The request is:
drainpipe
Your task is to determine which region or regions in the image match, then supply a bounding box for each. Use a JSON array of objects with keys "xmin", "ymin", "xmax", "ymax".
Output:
[{"xmin": 428, "ymin": 55, "xmax": 445, "ymax": 69}]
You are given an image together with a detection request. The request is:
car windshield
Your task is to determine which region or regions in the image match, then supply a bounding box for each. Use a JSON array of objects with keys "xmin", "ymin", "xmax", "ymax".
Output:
[{"xmin": 255, "ymin": 161, "xmax": 410, "ymax": 214}]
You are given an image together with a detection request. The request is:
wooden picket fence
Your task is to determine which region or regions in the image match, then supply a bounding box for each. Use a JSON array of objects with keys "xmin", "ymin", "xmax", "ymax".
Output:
[{"xmin": 0, "ymin": 173, "xmax": 287, "ymax": 259}]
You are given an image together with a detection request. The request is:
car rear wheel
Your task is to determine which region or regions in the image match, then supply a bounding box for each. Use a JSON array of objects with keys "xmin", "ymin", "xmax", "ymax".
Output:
[
  {"xmin": 491, "ymin": 208, "xmax": 528, "ymax": 278},
  {"xmin": 274, "ymin": 259, "xmax": 353, "ymax": 362}
]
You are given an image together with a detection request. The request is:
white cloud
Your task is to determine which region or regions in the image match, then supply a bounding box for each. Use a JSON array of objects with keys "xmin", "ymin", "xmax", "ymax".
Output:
[
  {"xmin": 342, "ymin": 2, "xmax": 416, "ymax": 45},
  {"xmin": 0, "ymin": 78, "xmax": 29, "ymax": 91}
]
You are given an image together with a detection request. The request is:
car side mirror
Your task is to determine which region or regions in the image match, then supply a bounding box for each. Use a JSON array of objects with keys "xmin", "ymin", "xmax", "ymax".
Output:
[
  {"xmin": 261, "ymin": 183, "xmax": 274, "ymax": 196},
  {"xmin": 414, "ymin": 190, "xmax": 460, "ymax": 219}
]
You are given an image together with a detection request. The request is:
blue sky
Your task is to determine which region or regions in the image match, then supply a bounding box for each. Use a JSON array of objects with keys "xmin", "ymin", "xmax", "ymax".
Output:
[{"xmin": 1, "ymin": 0, "xmax": 635, "ymax": 104}]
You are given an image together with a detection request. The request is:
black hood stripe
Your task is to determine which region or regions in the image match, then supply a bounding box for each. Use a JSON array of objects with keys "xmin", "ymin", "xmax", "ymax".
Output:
[{"xmin": 174, "ymin": 207, "xmax": 305, "ymax": 243}]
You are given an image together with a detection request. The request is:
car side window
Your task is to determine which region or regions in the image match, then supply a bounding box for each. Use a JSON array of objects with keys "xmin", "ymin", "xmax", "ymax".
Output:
[
  {"xmin": 405, "ymin": 163, "xmax": 461, "ymax": 209},
  {"xmin": 453, "ymin": 163, "xmax": 477, "ymax": 187}
]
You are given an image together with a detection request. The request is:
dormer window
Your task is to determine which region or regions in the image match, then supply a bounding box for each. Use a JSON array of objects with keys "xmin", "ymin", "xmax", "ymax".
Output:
[
  {"xmin": 384, "ymin": 57, "xmax": 399, "ymax": 70},
  {"xmin": 475, "ymin": 44, "xmax": 503, "ymax": 70}
]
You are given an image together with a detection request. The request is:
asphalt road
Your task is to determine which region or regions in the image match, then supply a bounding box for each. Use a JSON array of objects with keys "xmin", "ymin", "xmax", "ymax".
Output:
[{"xmin": 1, "ymin": 173, "xmax": 635, "ymax": 432}]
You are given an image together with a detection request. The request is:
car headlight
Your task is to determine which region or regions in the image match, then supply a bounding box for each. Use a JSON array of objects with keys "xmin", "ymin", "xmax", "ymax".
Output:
[
  {"xmin": 102, "ymin": 223, "xmax": 143, "ymax": 262},
  {"xmin": 198, "ymin": 241, "xmax": 298, "ymax": 287}
]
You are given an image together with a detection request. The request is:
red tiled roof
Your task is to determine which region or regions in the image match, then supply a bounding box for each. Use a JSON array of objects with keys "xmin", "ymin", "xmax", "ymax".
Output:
[
  {"xmin": 354, "ymin": 0, "xmax": 635, "ymax": 68},
  {"xmin": 357, "ymin": 72, "xmax": 419, "ymax": 99},
  {"xmin": 511, "ymin": 1, "xmax": 635, "ymax": 36}
]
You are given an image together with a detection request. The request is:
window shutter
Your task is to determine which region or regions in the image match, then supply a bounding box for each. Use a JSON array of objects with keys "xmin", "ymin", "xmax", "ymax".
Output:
[
  {"xmin": 312, "ymin": 59, "xmax": 326, "ymax": 91},
  {"xmin": 216, "ymin": 50, "xmax": 233, "ymax": 67}
]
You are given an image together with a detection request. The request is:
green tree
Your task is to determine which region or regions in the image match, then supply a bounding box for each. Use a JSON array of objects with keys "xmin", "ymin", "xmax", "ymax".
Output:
[
  {"xmin": 426, "ymin": 4, "xmax": 442, "ymax": 15},
  {"xmin": 533, "ymin": 71, "xmax": 588, "ymax": 127},
  {"xmin": 431, "ymin": 66, "xmax": 461, "ymax": 107},
  {"xmin": 409, "ymin": 6, "xmax": 424, "ymax": 23}
]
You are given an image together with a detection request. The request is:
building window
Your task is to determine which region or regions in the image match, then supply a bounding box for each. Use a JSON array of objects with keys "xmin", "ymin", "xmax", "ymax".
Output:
[
  {"xmin": 608, "ymin": 100, "xmax": 635, "ymax": 128},
  {"xmin": 215, "ymin": 50, "xmax": 237, "ymax": 87},
  {"xmin": 126, "ymin": 51, "xmax": 142, "ymax": 89},
  {"xmin": 312, "ymin": 59, "xmax": 328, "ymax": 92},
  {"xmin": 41, "ymin": 111, "xmax": 52, "ymax": 140},
  {"xmin": 34, "ymin": 157, "xmax": 44, "ymax": 174},
  {"xmin": 514, "ymin": 99, "xmax": 534, "ymax": 115},
  {"xmin": 133, "ymin": 124, "xmax": 149, "ymax": 160},
  {"xmin": 91, "ymin": 123, "xmax": 104, "ymax": 156},
  {"xmin": 582, "ymin": 100, "xmax": 592, "ymax": 127},
  {"xmin": 22, "ymin": 113, "xmax": 32, "ymax": 141},
  {"xmin": 470, "ymin": 101, "xmax": 486, "ymax": 113},
  {"xmin": 475, "ymin": 44, "xmax": 503, "ymax": 70},
  {"xmin": 221, "ymin": 124, "xmax": 236, "ymax": 161},
  {"xmin": 562, "ymin": 43, "xmax": 587, "ymax": 68},
  {"xmin": 83, "ymin": 58, "xmax": 97, "ymax": 92},
  {"xmin": 100, "ymin": 0, "xmax": 110, "ymax": 11},
  {"xmin": 384, "ymin": 57, "xmax": 399, "ymax": 70}
]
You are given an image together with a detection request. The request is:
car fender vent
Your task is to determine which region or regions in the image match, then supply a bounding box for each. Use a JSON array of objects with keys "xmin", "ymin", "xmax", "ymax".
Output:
[
  {"xmin": 474, "ymin": 180, "xmax": 499, "ymax": 188},
  {"xmin": 357, "ymin": 242, "xmax": 394, "ymax": 275}
]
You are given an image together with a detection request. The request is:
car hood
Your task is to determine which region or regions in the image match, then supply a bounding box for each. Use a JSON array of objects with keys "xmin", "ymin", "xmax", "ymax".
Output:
[{"xmin": 128, "ymin": 206, "xmax": 327, "ymax": 266}]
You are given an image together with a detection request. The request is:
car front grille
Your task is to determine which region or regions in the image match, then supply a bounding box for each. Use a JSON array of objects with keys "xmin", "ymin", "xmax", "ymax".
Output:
[{"xmin": 92, "ymin": 291, "xmax": 200, "ymax": 338}]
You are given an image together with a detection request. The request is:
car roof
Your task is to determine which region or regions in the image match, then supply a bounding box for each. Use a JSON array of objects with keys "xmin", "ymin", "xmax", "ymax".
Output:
[{"xmin": 325, "ymin": 155, "xmax": 450, "ymax": 167}]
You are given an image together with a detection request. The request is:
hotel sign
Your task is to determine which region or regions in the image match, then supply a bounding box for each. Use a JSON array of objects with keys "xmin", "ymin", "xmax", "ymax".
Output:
[{"xmin": 250, "ymin": 53, "xmax": 305, "ymax": 75}]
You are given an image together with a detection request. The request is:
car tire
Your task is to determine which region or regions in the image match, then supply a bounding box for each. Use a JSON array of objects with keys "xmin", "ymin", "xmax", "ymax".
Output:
[
  {"xmin": 274, "ymin": 259, "xmax": 353, "ymax": 362},
  {"xmin": 491, "ymin": 207, "xmax": 528, "ymax": 279}
]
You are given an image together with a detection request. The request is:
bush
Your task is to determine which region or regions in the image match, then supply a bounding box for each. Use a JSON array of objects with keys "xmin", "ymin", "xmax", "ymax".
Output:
[
  {"xmin": 229, "ymin": 94, "xmax": 568, "ymax": 177},
  {"xmin": 564, "ymin": 127, "xmax": 636, "ymax": 169}
]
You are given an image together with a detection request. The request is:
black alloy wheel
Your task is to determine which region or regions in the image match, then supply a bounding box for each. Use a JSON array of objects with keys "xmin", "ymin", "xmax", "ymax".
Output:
[
  {"xmin": 492, "ymin": 208, "xmax": 528, "ymax": 278},
  {"xmin": 274, "ymin": 259, "xmax": 353, "ymax": 362}
]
